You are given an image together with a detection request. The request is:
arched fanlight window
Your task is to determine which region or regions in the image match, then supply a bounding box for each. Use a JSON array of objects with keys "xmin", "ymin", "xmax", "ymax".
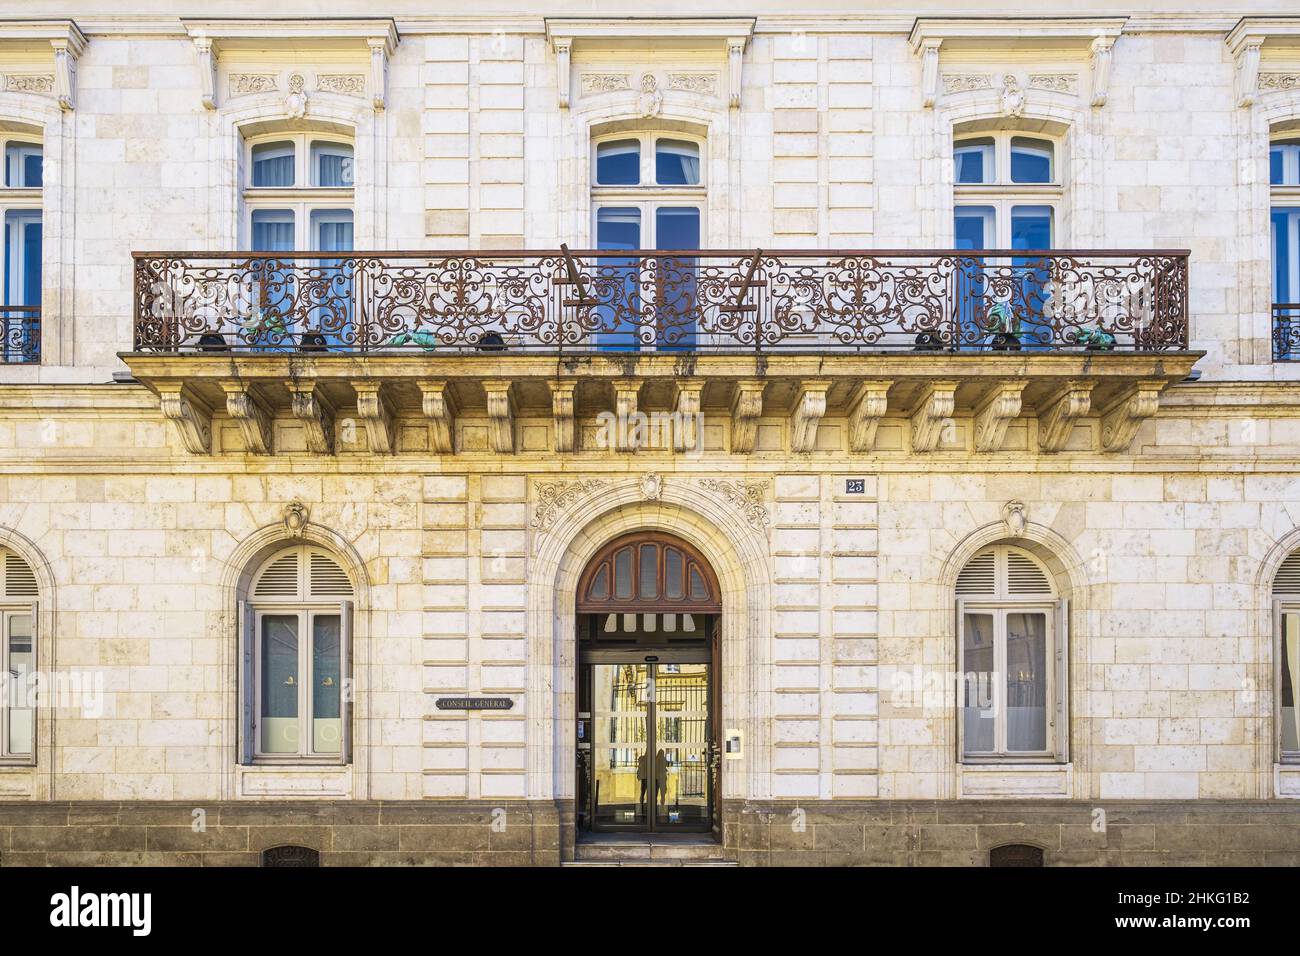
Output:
[
  {"xmin": 578, "ymin": 533, "xmax": 720, "ymax": 613},
  {"xmin": 956, "ymin": 544, "xmax": 1067, "ymax": 763},
  {"xmin": 0, "ymin": 546, "xmax": 37, "ymax": 763},
  {"xmin": 1274, "ymin": 549, "xmax": 1300, "ymax": 759},
  {"xmin": 241, "ymin": 545, "xmax": 354, "ymax": 765}
]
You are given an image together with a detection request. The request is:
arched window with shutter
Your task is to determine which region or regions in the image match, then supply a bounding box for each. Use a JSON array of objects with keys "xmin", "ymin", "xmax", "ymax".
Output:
[
  {"xmin": 241, "ymin": 544, "xmax": 354, "ymax": 764},
  {"xmin": 1274, "ymin": 549, "xmax": 1300, "ymax": 760},
  {"xmin": 0, "ymin": 546, "xmax": 38, "ymax": 763},
  {"xmin": 956, "ymin": 544, "xmax": 1068, "ymax": 763}
]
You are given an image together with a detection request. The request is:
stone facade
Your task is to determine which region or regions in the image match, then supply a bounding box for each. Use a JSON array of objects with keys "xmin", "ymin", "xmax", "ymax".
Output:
[{"xmin": 1, "ymin": 5, "xmax": 1300, "ymax": 866}]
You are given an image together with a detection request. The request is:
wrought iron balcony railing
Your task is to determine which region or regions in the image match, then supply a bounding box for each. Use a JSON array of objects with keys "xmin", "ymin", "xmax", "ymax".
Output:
[
  {"xmin": 2, "ymin": 305, "xmax": 40, "ymax": 364},
  {"xmin": 1275, "ymin": 303, "xmax": 1300, "ymax": 362},
  {"xmin": 132, "ymin": 248, "xmax": 1190, "ymax": 355}
]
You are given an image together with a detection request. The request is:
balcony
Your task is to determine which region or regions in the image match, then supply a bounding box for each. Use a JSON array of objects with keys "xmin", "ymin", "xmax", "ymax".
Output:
[
  {"xmin": 122, "ymin": 248, "xmax": 1201, "ymax": 457},
  {"xmin": 2, "ymin": 305, "xmax": 39, "ymax": 364},
  {"xmin": 1275, "ymin": 303, "xmax": 1300, "ymax": 362}
]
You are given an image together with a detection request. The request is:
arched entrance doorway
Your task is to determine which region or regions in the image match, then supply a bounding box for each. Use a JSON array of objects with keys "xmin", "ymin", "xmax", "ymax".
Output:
[{"xmin": 575, "ymin": 531, "xmax": 721, "ymax": 835}]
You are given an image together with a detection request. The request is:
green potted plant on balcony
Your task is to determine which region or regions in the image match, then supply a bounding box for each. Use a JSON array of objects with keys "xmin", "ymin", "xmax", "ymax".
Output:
[
  {"xmin": 986, "ymin": 302, "xmax": 1021, "ymax": 351},
  {"xmin": 1076, "ymin": 327, "xmax": 1117, "ymax": 351}
]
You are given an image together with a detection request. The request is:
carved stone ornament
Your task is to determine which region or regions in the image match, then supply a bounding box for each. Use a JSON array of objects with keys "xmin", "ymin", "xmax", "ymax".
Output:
[
  {"xmin": 699, "ymin": 478, "xmax": 770, "ymax": 532},
  {"xmin": 1002, "ymin": 500, "xmax": 1028, "ymax": 537},
  {"xmin": 580, "ymin": 73, "xmax": 631, "ymax": 96},
  {"xmin": 640, "ymin": 472, "xmax": 663, "ymax": 501},
  {"xmin": 316, "ymin": 73, "xmax": 366, "ymax": 97},
  {"xmin": 1028, "ymin": 73, "xmax": 1079, "ymax": 95},
  {"xmin": 4, "ymin": 74, "xmax": 56, "ymax": 95},
  {"xmin": 637, "ymin": 72, "xmax": 663, "ymax": 119},
  {"xmin": 1260, "ymin": 73, "xmax": 1300, "ymax": 93},
  {"xmin": 229, "ymin": 73, "xmax": 278, "ymax": 97},
  {"xmin": 530, "ymin": 478, "xmax": 611, "ymax": 532},
  {"xmin": 668, "ymin": 72, "xmax": 718, "ymax": 96},
  {"xmin": 1000, "ymin": 74, "xmax": 1025, "ymax": 118},
  {"xmin": 283, "ymin": 501, "xmax": 310, "ymax": 537},
  {"xmin": 942, "ymin": 73, "xmax": 991, "ymax": 95},
  {"xmin": 285, "ymin": 73, "xmax": 308, "ymax": 119}
]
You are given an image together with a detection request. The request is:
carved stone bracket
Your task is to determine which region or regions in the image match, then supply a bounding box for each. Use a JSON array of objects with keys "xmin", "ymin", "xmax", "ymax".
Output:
[
  {"xmin": 1099, "ymin": 379, "xmax": 1165, "ymax": 453},
  {"xmin": 674, "ymin": 381, "xmax": 705, "ymax": 453},
  {"xmin": 973, "ymin": 379, "xmax": 1027, "ymax": 453},
  {"xmin": 50, "ymin": 34, "xmax": 84, "ymax": 111},
  {"xmin": 910, "ymin": 381, "xmax": 958, "ymax": 452},
  {"xmin": 417, "ymin": 379, "xmax": 458, "ymax": 454},
  {"xmin": 220, "ymin": 381, "xmax": 273, "ymax": 455},
  {"xmin": 548, "ymin": 379, "xmax": 577, "ymax": 453},
  {"xmin": 728, "ymin": 36, "xmax": 747, "ymax": 109},
  {"xmin": 286, "ymin": 380, "xmax": 335, "ymax": 455},
  {"xmin": 730, "ymin": 379, "xmax": 765, "ymax": 454},
  {"xmin": 483, "ymin": 380, "xmax": 516, "ymax": 454},
  {"xmin": 612, "ymin": 379, "xmax": 642, "ymax": 453},
  {"xmin": 846, "ymin": 380, "xmax": 892, "ymax": 453},
  {"xmin": 919, "ymin": 38, "xmax": 942, "ymax": 108},
  {"xmin": 193, "ymin": 36, "xmax": 217, "ymax": 110},
  {"xmin": 789, "ymin": 380, "xmax": 831, "ymax": 453},
  {"xmin": 157, "ymin": 383, "xmax": 213, "ymax": 455},
  {"xmin": 1235, "ymin": 37, "xmax": 1263, "ymax": 108},
  {"xmin": 352, "ymin": 381, "xmax": 395, "ymax": 455},
  {"xmin": 1037, "ymin": 380, "xmax": 1095, "ymax": 453},
  {"xmin": 367, "ymin": 36, "xmax": 389, "ymax": 111},
  {"xmin": 1089, "ymin": 38, "xmax": 1114, "ymax": 107},
  {"xmin": 554, "ymin": 37, "xmax": 572, "ymax": 108}
]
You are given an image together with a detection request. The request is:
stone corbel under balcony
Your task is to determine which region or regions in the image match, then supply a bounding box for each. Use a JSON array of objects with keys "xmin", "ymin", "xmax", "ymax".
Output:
[
  {"xmin": 730, "ymin": 379, "xmax": 766, "ymax": 455},
  {"xmin": 351, "ymin": 381, "xmax": 396, "ymax": 455},
  {"xmin": 910, "ymin": 381, "xmax": 959, "ymax": 453},
  {"xmin": 1099, "ymin": 379, "xmax": 1165, "ymax": 453},
  {"xmin": 287, "ymin": 380, "xmax": 336, "ymax": 455},
  {"xmin": 549, "ymin": 379, "xmax": 577, "ymax": 452},
  {"xmin": 220, "ymin": 380, "xmax": 274, "ymax": 455},
  {"xmin": 612, "ymin": 378, "xmax": 642, "ymax": 454},
  {"xmin": 156, "ymin": 382, "xmax": 213, "ymax": 455},
  {"xmin": 483, "ymin": 380, "xmax": 516, "ymax": 454},
  {"xmin": 846, "ymin": 380, "xmax": 892, "ymax": 452},
  {"xmin": 674, "ymin": 380, "xmax": 705, "ymax": 453},
  {"xmin": 1038, "ymin": 380, "xmax": 1095, "ymax": 453},
  {"xmin": 418, "ymin": 379, "xmax": 458, "ymax": 454},
  {"xmin": 973, "ymin": 379, "xmax": 1028, "ymax": 453},
  {"xmin": 789, "ymin": 380, "xmax": 831, "ymax": 453}
]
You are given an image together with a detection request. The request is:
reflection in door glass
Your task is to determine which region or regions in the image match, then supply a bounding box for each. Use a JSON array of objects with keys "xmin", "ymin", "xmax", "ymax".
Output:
[
  {"xmin": 654, "ymin": 663, "xmax": 710, "ymax": 828},
  {"xmin": 591, "ymin": 663, "xmax": 649, "ymax": 828}
]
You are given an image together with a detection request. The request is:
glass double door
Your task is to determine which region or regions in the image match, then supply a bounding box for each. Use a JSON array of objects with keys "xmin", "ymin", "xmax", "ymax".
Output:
[{"xmin": 581, "ymin": 658, "xmax": 713, "ymax": 832}]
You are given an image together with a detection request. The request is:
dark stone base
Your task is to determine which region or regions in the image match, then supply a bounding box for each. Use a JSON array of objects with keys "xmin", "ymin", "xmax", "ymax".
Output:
[
  {"xmin": 0, "ymin": 801, "xmax": 561, "ymax": 867},
  {"xmin": 721, "ymin": 799, "xmax": 1300, "ymax": 866},
  {"xmin": 4, "ymin": 799, "xmax": 1300, "ymax": 865}
]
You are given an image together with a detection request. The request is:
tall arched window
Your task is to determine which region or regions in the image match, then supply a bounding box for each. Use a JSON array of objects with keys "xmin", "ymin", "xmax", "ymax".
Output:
[
  {"xmin": 592, "ymin": 130, "xmax": 705, "ymax": 351},
  {"xmin": 0, "ymin": 546, "xmax": 38, "ymax": 763},
  {"xmin": 1274, "ymin": 549, "xmax": 1300, "ymax": 759},
  {"xmin": 953, "ymin": 131, "xmax": 1060, "ymax": 350},
  {"xmin": 241, "ymin": 544, "xmax": 354, "ymax": 764},
  {"xmin": 2, "ymin": 132, "xmax": 42, "ymax": 363},
  {"xmin": 1272, "ymin": 135, "xmax": 1300, "ymax": 360},
  {"xmin": 956, "ymin": 544, "xmax": 1068, "ymax": 762}
]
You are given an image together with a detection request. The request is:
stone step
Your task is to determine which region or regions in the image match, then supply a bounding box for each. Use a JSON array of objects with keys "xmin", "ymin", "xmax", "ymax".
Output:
[{"xmin": 573, "ymin": 838, "xmax": 733, "ymax": 863}]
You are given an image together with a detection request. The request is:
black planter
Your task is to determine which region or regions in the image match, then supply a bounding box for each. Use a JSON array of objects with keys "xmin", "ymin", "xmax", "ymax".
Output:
[
  {"xmin": 477, "ymin": 331, "xmax": 507, "ymax": 352},
  {"xmin": 990, "ymin": 332, "xmax": 1022, "ymax": 352},
  {"xmin": 299, "ymin": 332, "xmax": 328, "ymax": 352},
  {"xmin": 196, "ymin": 333, "xmax": 229, "ymax": 352},
  {"xmin": 913, "ymin": 332, "xmax": 942, "ymax": 351}
]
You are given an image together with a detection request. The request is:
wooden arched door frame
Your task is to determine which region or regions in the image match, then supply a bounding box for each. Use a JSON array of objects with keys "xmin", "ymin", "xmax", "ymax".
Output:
[{"xmin": 574, "ymin": 530, "xmax": 722, "ymax": 838}]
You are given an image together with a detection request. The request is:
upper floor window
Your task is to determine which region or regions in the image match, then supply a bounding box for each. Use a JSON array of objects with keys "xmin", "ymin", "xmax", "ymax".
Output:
[
  {"xmin": 0, "ymin": 547, "xmax": 38, "ymax": 764},
  {"xmin": 1272, "ymin": 138, "xmax": 1300, "ymax": 361},
  {"xmin": 241, "ymin": 544, "xmax": 354, "ymax": 764},
  {"xmin": 1, "ymin": 136, "xmax": 41, "ymax": 364},
  {"xmin": 956, "ymin": 544, "xmax": 1068, "ymax": 763},
  {"xmin": 953, "ymin": 133, "xmax": 1058, "ymax": 249},
  {"xmin": 592, "ymin": 132, "xmax": 705, "ymax": 351},
  {"xmin": 244, "ymin": 132, "xmax": 354, "ymax": 252}
]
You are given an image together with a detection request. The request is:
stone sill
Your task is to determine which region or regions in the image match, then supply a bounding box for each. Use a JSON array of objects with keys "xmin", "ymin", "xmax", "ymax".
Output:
[
  {"xmin": 236, "ymin": 764, "xmax": 353, "ymax": 799},
  {"xmin": 957, "ymin": 762, "xmax": 1073, "ymax": 799}
]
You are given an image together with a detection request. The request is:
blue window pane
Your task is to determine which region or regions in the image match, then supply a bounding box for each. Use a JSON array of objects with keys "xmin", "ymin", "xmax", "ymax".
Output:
[
  {"xmin": 251, "ymin": 209, "xmax": 294, "ymax": 250},
  {"xmin": 655, "ymin": 207, "xmax": 700, "ymax": 351},
  {"xmin": 4, "ymin": 144, "xmax": 42, "ymax": 188},
  {"xmin": 655, "ymin": 139, "xmax": 700, "ymax": 185},
  {"xmin": 1275, "ymin": 141, "xmax": 1300, "ymax": 187},
  {"xmin": 4, "ymin": 210, "xmax": 41, "ymax": 306},
  {"xmin": 954, "ymin": 139, "xmax": 993, "ymax": 184},
  {"xmin": 311, "ymin": 210, "xmax": 353, "ymax": 351},
  {"xmin": 596, "ymin": 207, "xmax": 641, "ymax": 350},
  {"xmin": 1011, "ymin": 205, "xmax": 1052, "ymax": 250},
  {"xmin": 954, "ymin": 206, "xmax": 994, "ymax": 349},
  {"xmin": 1011, "ymin": 205, "xmax": 1053, "ymax": 349},
  {"xmin": 251, "ymin": 142, "xmax": 295, "ymax": 187},
  {"xmin": 1276, "ymin": 208, "xmax": 1299, "ymax": 303},
  {"xmin": 23, "ymin": 153, "xmax": 40, "ymax": 189},
  {"xmin": 1274, "ymin": 146, "xmax": 1287, "ymax": 186},
  {"xmin": 1010, "ymin": 137, "xmax": 1053, "ymax": 184},
  {"xmin": 312, "ymin": 142, "xmax": 353, "ymax": 187},
  {"xmin": 596, "ymin": 140, "xmax": 640, "ymax": 186},
  {"xmin": 954, "ymin": 205, "xmax": 994, "ymax": 250}
]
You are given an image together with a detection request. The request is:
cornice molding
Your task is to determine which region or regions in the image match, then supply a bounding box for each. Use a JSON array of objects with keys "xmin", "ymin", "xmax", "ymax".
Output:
[
  {"xmin": 544, "ymin": 17, "xmax": 755, "ymax": 46},
  {"xmin": 909, "ymin": 17, "xmax": 1126, "ymax": 52},
  {"xmin": 0, "ymin": 19, "xmax": 86, "ymax": 111}
]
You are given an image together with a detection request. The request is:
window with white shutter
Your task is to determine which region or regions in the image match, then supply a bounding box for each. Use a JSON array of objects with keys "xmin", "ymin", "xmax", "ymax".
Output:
[
  {"xmin": 1274, "ymin": 549, "xmax": 1300, "ymax": 761},
  {"xmin": 242, "ymin": 545, "xmax": 354, "ymax": 764},
  {"xmin": 0, "ymin": 547, "xmax": 37, "ymax": 763},
  {"xmin": 956, "ymin": 545, "xmax": 1067, "ymax": 763}
]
